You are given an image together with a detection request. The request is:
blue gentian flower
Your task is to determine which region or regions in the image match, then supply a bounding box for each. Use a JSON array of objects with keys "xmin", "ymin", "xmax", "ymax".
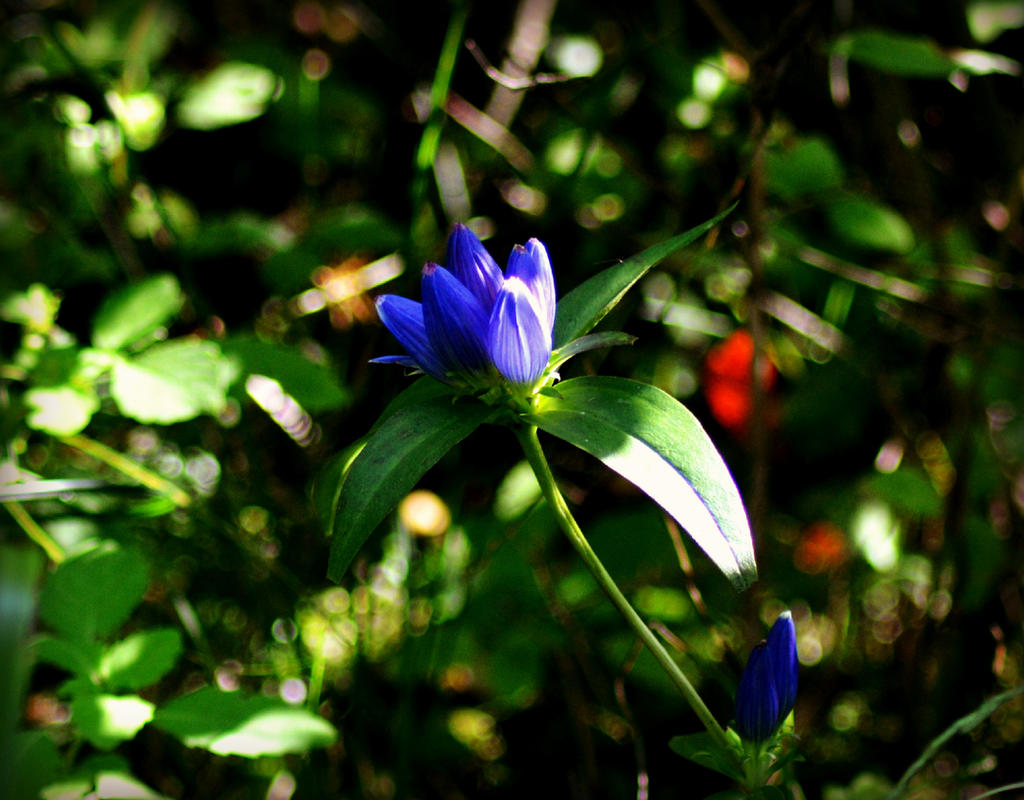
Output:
[
  {"xmin": 734, "ymin": 611, "xmax": 798, "ymax": 743},
  {"xmin": 373, "ymin": 224, "xmax": 556, "ymax": 392}
]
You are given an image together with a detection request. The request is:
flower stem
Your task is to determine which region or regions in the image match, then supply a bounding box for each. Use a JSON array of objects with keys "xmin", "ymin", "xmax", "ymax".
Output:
[{"xmin": 515, "ymin": 424, "xmax": 734, "ymax": 755}]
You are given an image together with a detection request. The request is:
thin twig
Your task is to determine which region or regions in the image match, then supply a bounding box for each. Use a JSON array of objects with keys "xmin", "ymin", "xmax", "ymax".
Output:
[{"xmin": 465, "ymin": 39, "xmax": 574, "ymax": 90}]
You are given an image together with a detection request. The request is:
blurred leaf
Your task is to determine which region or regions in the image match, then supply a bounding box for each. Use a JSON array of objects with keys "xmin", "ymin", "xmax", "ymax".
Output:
[
  {"xmin": 11, "ymin": 732, "xmax": 61, "ymax": 800},
  {"xmin": 38, "ymin": 541, "xmax": 148, "ymax": 643},
  {"xmin": 1, "ymin": 548, "xmax": 43, "ymax": 792},
  {"xmin": 24, "ymin": 384, "xmax": 100, "ymax": 436},
  {"xmin": 109, "ymin": 340, "xmax": 239, "ymax": 424},
  {"xmin": 833, "ymin": 28, "xmax": 1020, "ymax": 77},
  {"xmin": 260, "ymin": 206, "xmax": 403, "ymax": 294},
  {"xmin": 967, "ymin": 2, "xmax": 1024, "ymax": 44},
  {"xmin": 668, "ymin": 732, "xmax": 743, "ymax": 780},
  {"xmin": 33, "ymin": 635, "xmax": 103, "ymax": 679},
  {"xmin": 766, "ymin": 137, "xmax": 845, "ymax": 201},
  {"xmin": 176, "ymin": 62, "xmax": 281, "ymax": 130},
  {"xmin": 152, "ymin": 686, "xmax": 337, "ymax": 756},
  {"xmin": 222, "ymin": 335, "xmax": 347, "ymax": 413},
  {"xmin": 865, "ymin": 467, "xmax": 942, "ymax": 516},
  {"xmin": 752, "ymin": 789, "xmax": 788, "ymax": 800},
  {"xmin": 181, "ymin": 213, "xmax": 285, "ymax": 259},
  {"xmin": 1, "ymin": 283, "xmax": 60, "ymax": 331},
  {"xmin": 529, "ymin": 376, "xmax": 757, "ymax": 590},
  {"xmin": 825, "ymin": 197, "xmax": 915, "ymax": 254},
  {"xmin": 832, "ymin": 29, "xmax": 961, "ymax": 76},
  {"xmin": 98, "ymin": 628, "xmax": 183, "ymax": 690},
  {"xmin": 70, "ymin": 691, "xmax": 154, "ymax": 750},
  {"xmin": 91, "ymin": 274, "xmax": 184, "ymax": 351},
  {"xmin": 885, "ymin": 684, "xmax": 1024, "ymax": 800},
  {"xmin": 553, "ymin": 205, "xmax": 735, "ymax": 348},
  {"xmin": 327, "ymin": 397, "xmax": 495, "ymax": 581}
]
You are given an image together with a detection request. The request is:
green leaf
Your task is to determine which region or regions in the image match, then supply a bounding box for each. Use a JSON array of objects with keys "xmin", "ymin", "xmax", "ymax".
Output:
[
  {"xmin": 222, "ymin": 335, "xmax": 348, "ymax": 413},
  {"xmin": 11, "ymin": 732, "xmax": 61, "ymax": 800},
  {"xmin": 38, "ymin": 542, "xmax": 149, "ymax": 643},
  {"xmin": 327, "ymin": 396, "xmax": 494, "ymax": 581},
  {"xmin": 668, "ymin": 732, "xmax": 743, "ymax": 781},
  {"xmin": 33, "ymin": 635, "xmax": 103, "ymax": 679},
  {"xmin": 91, "ymin": 274, "xmax": 183, "ymax": 351},
  {"xmin": 552, "ymin": 205, "xmax": 735, "ymax": 348},
  {"xmin": 152, "ymin": 686, "xmax": 337, "ymax": 757},
  {"xmin": 752, "ymin": 788, "xmax": 788, "ymax": 800},
  {"xmin": 884, "ymin": 684, "xmax": 1024, "ymax": 800},
  {"xmin": 70, "ymin": 692, "xmax": 154, "ymax": 750},
  {"xmin": 98, "ymin": 628, "xmax": 183, "ymax": 690},
  {"xmin": 109, "ymin": 340, "xmax": 239, "ymax": 424},
  {"xmin": 24, "ymin": 385, "xmax": 100, "ymax": 436},
  {"xmin": 825, "ymin": 196, "xmax": 915, "ymax": 254},
  {"xmin": 529, "ymin": 376, "xmax": 756, "ymax": 590},
  {"xmin": 176, "ymin": 62, "xmax": 281, "ymax": 130},
  {"xmin": 1, "ymin": 548, "xmax": 44, "ymax": 792},
  {"xmin": 832, "ymin": 29, "xmax": 960, "ymax": 77},
  {"xmin": 766, "ymin": 136, "xmax": 845, "ymax": 201},
  {"xmin": 548, "ymin": 331, "xmax": 637, "ymax": 373},
  {"xmin": 832, "ymin": 29, "xmax": 1021, "ymax": 77}
]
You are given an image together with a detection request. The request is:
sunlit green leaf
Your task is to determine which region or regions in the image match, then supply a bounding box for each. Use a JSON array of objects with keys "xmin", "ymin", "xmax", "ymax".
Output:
[
  {"xmin": 152, "ymin": 686, "xmax": 337, "ymax": 756},
  {"xmin": 109, "ymin": 340, "xmax": 239, "ymax": 424},
  {"xmin": 1, "ymin": 284, "xmax": 60, "ymax": 331},
  {"xmin": 553, "ymin": 205, "xmax": 735, "ymax": 348},
  {"xmin": 176, "ymin": 62, "xmax": 281, "ymax": 130},
  {"xmin": 24, "ymin": 385, "xmax": 100, "ymax": 436},
  {"xmin": 70, "ymin": 692, "xmax": 154, "ymax": 750},
  {"xmin": 529, "ymin": 376, "xmax": 756, "ymax": 590},
  {"xmin": 38, "ymin": 542, "xmax": 148, "ymax": 643},
  {"xmin": 98, "ymin": 628, "xmax": 183, "ymax": 691},
  {"xmin": 91, "ymin": 274, "xmax": 183, "ymax": 351},
  {"xmin": 327, "ymin": 396, "xmax": 495, "ymax": 581}
]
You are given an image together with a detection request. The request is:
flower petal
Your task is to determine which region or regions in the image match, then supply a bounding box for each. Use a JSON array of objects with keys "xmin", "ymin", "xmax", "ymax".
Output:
[
  {"xmin": 506, "ymin": 239, "xmax": 556, "ymax": 333},
  {"xmin": 487, "ymin": 277, "xmax": 552, "ymax": 386},
  {"xmin": 766, "ymin": 611, "xmax": 798, "ymax": 723},
  {"xmin": 446, "ymin": 223, "xmax": 503, "ymax": 311},
  {"xmin": 734, "ymin": 642, "xmax": 780, "ymax": 743},
  {"xmin": 374, "ymin": 295, "xmax": 449, "ymax": 383},
  {"xmin": 422, "ymin": 264, "xmax": 491, "ymax": 379}
]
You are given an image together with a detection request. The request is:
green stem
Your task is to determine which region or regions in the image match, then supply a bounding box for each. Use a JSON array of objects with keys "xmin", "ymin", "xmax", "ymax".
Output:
[
  {"xmin": 515, "ymin": 424, "xmax": 734, "ymax": 756},
  {"xmin": 4, "ymin": 500, "xmax": 66, "ymax": 563}
]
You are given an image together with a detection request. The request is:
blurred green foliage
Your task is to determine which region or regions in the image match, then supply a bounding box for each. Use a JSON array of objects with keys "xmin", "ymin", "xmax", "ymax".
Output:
[{"xmin": 2, "ymin": 0, "xmax": 1024, "ymax": 797}]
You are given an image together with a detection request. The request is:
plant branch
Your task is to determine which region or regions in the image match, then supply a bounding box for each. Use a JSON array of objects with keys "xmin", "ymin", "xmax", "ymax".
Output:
[{"xmin": 515, "ymin": 424, "xmax": 735, "ymax": 758}]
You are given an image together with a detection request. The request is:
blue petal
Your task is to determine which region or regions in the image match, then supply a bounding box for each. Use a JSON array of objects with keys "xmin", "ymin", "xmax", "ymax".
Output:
[
  {"xmin": 734, "ymin": 642, "xmax": 780, "ymax": 743},
  {"xmin": 766, "ymin": 611, "xmax": 798, "ymax": 723},
  {"xmin": 422, "ymin": 264, "xmax": 491, "ymax": 378},
  {"xmin": 506, "ymin": 239, "xmax": 556, "ymax": 333},
  {"xmin": 369, "ymin": 354, "xmax": 422, "ymax": 369},
  {"xmin": 446, "ymin": 223, "xmax": 503, "ymax": 311},
  {"xmin": 374, "ymin": 295, "xmax": 450, "ymax": 383},
  {"xmin": 487, "ymin": 277, "xmax": 552, "ymax": 385}
]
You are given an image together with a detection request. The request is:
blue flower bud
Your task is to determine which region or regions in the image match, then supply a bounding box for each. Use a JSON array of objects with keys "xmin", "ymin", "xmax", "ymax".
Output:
[
  {"xmin": 373, "ymin": 225, "xmax": 557, "ymax": 393},
  {"xmin": 734, "ymin": 611, "xmax": 798, "ymax": 743}
]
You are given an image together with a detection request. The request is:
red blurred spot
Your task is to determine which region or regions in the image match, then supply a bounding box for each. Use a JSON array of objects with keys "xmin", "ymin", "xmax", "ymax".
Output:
[
  {"xmin": 702, "ymin": 329, "xmax": 776, "ymax": 437},
  {"xmin": 794, "ymin": 521, "xmax": 848, "ymax": 574}
]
